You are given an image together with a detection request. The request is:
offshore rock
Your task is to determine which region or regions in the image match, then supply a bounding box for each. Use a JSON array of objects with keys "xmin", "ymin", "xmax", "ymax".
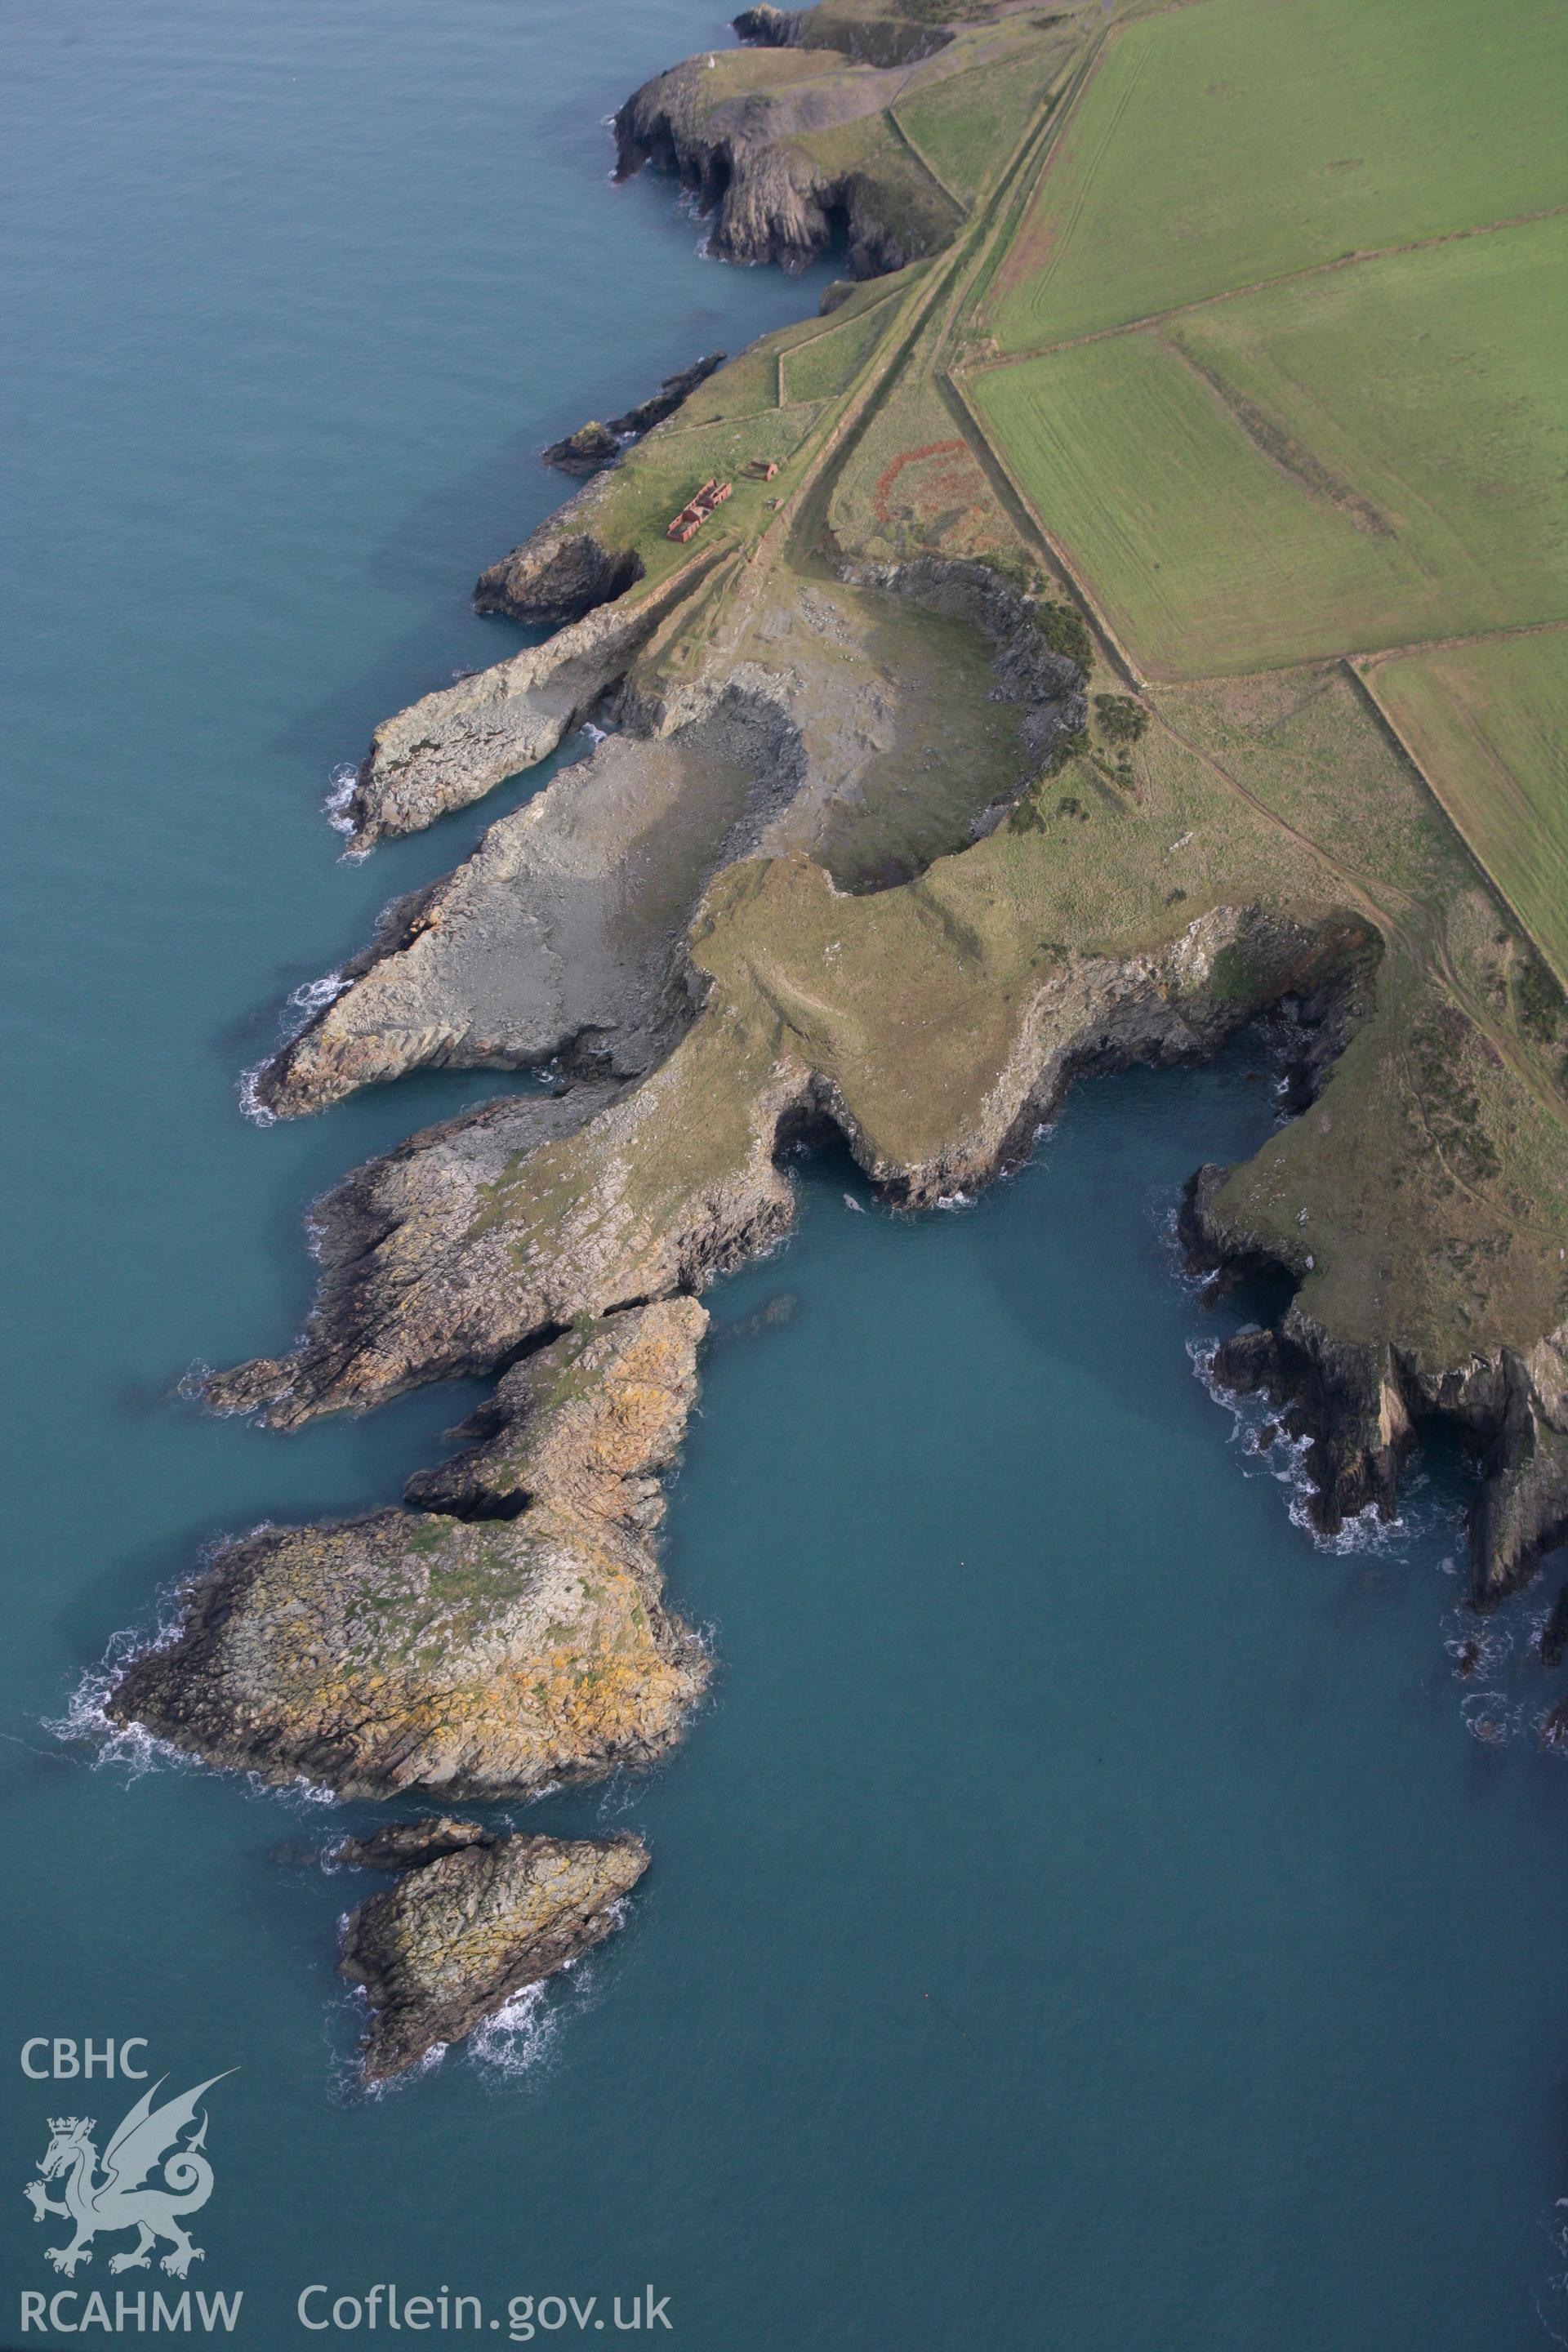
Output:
[
  {"xmin": 108, "ymin": 1301, "xmax": 710, "ymax": 1797},
  {"xmin": 541, "ymin": 353, "xmax": 727, "ymax": 473},
  {"xmin": 341, "ymin": 1830, "xmax": 648, "ymax": 2081},
  {"xmin": 334, "ymin": 1818, "xmax": 490, "ymax": 1873}
]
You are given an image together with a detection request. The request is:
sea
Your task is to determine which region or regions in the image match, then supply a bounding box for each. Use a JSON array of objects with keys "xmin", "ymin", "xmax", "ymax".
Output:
[{"xmin": 7, "ymin": 2, "xmax": 1568, "ymax": 2343}]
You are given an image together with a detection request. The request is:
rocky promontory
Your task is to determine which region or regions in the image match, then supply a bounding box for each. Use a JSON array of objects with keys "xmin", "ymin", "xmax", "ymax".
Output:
[
  {"xmin": 261, "ymin": 564, "xmax": 1083, "ymax": 1111},
  {"xmin": 340, "ymin": 1826, "xmax": 648, "ymax": 2081},
  {"xmin": 472, "ymin": 473, "xmax": 648, "ymax": 626},
  {"xmin": 109, "ymin": 1302, "xmax": 710, "ymax": 1797},
  {"xmin": 96, "ymin": 2, "xmax": 1568, "ymax": 2089},
  {"xmin": 613, "ymin": 52, "xmax": 956, "ymax": 277},
  {"xmin": 261, "ymin": 681, "xmax": 800, "ymax": 1115}
]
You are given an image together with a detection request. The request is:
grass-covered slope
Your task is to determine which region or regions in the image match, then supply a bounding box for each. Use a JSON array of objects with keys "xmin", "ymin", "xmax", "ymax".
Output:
[{"xmin": 1365, "ymin": 635, "xmax": 1568, "ymax": 991}]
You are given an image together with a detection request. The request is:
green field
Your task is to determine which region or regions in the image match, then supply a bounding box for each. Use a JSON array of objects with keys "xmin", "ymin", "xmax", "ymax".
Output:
[
  {"xmin": 988, "ymin": 0, "xmax": 1568, "ymax": 351},
  {"xmin": 893, "ymin": 42, "xmax": 1062, "ymax": 207},
  {"xmin": 780, "ymin": 292, "xmax": 898, "ymax": 404},
  {"xmin": 1370, "ymin": 634, "xmax": 1568, "ymax": 984},
  {"xmin": 969, "ymin": 219, "xmax": 1568, "ymax": 676}
]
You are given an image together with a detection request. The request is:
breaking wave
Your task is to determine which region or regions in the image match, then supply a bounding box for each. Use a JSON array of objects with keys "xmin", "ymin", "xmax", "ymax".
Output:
[
  {"xmin": 466, "ymin": 1982, "xmax": 559, "ymax": 2078},
  {"xmin": 47, "ymin": 1614, "xmax": 197, "ymax": 1784},
  {"xmin": 237, "ymin": 1061, "xmax": 276, "ymax": 1125},
  {"xmin": 1187, "ymin": 1334, "xmax": 1436, "ymax": 1558},
  {"xmin": 237, "ymin": 964, "xmax": 349, "ymax": 1123},
  {"xmin": 324, "ymin": 761, "xmax": 358, "ymax": 839}
]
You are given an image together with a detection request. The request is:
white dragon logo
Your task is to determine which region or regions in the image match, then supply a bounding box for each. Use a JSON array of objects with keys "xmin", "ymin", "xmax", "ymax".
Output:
[{"xmin": 24, "ymin": 2074, "xmax": 232, "ymax": 2278}]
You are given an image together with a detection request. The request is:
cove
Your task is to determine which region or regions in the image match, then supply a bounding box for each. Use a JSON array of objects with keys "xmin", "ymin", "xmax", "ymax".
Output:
[{"xmin": 7, "ymin": 2, "xmax": 1568, "ymax": 2345}]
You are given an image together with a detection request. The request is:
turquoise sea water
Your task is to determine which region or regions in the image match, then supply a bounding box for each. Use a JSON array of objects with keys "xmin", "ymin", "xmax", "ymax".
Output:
[{"xmin": 7, "ymin": 3, "xmax": 1568, "ymax": 2344}]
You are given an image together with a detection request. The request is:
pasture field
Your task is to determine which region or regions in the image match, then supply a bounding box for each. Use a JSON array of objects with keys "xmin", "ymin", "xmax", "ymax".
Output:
[
  {"xmin": 780, "ymin": 291, "xmax": 899, "ymax": 405},
  {"xmin": 967, "ymin": 219, "xmax": 1568, "ymax": 677},
  {"xmin": 893, "ymin": 41, "xmax": 1063, "ymax": 207},
  {"xmin": 1369, "ymin": 635, "xmax": 1568, "ymax": 987},
  {"xmin": 987, "ymin": 0, "xmax": 1568, "ymax": 350},
  {"xmin": 970, "ymin": 333, "xmax": 1415, "ymax": 679}
]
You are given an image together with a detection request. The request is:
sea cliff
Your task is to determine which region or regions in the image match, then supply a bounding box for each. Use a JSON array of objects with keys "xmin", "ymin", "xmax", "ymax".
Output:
[{"xmin": 100, "ymin": 0, "xmax": 1568, "ymax": 2069}]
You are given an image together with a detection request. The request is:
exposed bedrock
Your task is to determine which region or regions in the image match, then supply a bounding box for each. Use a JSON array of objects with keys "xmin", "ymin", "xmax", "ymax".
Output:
[
  {"xmin": 201, "ymin": 1084, "xmax": 621, "ymax": 1419},
  {"xmin": 614, "ymin": 57, "xmax": 941, "ymax": 277},
  {"xmin": 109, "ymin": 1301, "xmax": 710, "ymax": 1797},
  {"xmin": 347, "ymin": 575, "xmax": 706, "ymax": 851},
  {"xmin": 733, "ymin": 5, "xmax": 954, "ymax": 66},
  {"xmin": 835, "ymin": 558, "xmax": 1087, "ymax": 772},
  {"xmin": 541, "ymin": 351, "xmax": 728, "ymax": 474},
  {"xmin": 259, "ymin": 684, "xmax": 804, "ymax": 1117},
  {"xmin": 473, "ymin": 474, "xmax": 647, "ymax": 626},
  {"xmin": 261, "ymin": 564, "xmax": 1082, "ymax": 1116},
  {"xmin": 341, "ymin": 1829, "xmax": 648, "ymax": 2081},
  {"xmin": 1183, "ymin": 1171, "xmax": 1568, "ymax": 1603},
  {"xmin": 732, "ymin": 6, "xmax": 805, "ymax": 44},
  {"xmin": 333, "ymin": 1817, "xmax": 491, "ymax": 1873},
  {"xmin": 212, "ymin": 893, "xmax": 1360, "ymax": 1432}
]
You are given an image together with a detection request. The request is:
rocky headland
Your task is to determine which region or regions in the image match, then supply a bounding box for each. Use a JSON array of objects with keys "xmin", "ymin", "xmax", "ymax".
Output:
[
  {"xmin": 110, "ymin": 1301, "xmax": 709, "ymax": 1796},
  {"xmin": 339, "ymin": 1824, "xmax": 648, "ymax": 2081},
  {"xmin": 612, "ymin": 38, "xmax": 964, "ymax": 276},
  {"xmin": 100, "ymin": 0, "xmax": 1568, "ymax": 2068}
]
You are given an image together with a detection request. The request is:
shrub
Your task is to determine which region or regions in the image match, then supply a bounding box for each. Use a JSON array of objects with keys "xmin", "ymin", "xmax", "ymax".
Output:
[
  {"xmin": 1517, "ymin": 951, "xmax": 1566, "ymax": 1040},
  {"xmin": 1036, "ymin": 598, "xmax": 1094, "ymax": 670},
  {"xmin": 1093, "ymin": 692, "xmax": 1147, "ymax": 745}
]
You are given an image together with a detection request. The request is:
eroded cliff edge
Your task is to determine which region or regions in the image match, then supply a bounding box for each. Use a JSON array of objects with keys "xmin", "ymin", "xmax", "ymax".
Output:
[{"xmin": 97, "ymin": 1, "xmax": 1568, "ymax": 2066}]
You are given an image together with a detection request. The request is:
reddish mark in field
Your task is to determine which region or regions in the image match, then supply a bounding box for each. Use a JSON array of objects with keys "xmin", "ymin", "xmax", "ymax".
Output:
[{"xmin": 874, "ymin": 439, "xmax": 967, "ymax": 525}]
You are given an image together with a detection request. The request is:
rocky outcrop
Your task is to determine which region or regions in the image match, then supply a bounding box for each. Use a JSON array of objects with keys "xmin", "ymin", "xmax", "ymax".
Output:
[
  {"xmin": 474, "ymin": 458, "xmax": 694, "ymax": 627},
  {"xmin": 108, "ymin": 1299, "xmax": 710, "ymax": 1797},
  {"xmin": 320, "ymin": 559, "xmax": 1079, "ymax": 1098},
  {"xmin": 202, "ymin": 1085, "xmax": 620, "ymax": 1418},
  {"xmin": 341, "ymin": 1829, "xmax": 648, "ymax": 2081},
  {"xmin": 258, "ymin": 684, "xmax": 802, "ymax": 1116},
  {"xmin": 207, "ymin": 1037, "xmax": 806, "ymax": 1427},
  {"xmin": 334, "ymin": 1817, "xmax": 490, "ymax": 1873},
  {"xmin": 614, "ymin": 56, "xmax": 952, "ymax": 278},
  {"xmin": 211, "ymin": 887, "xmax": 1367, "ymax": 1433},
  {"xmin": 735, "ymin": 7, "xmax": 956, "ymax": 67},
  {"xmin": 473, "ymin": 475, "xmax": 645, "ymax": 626},
  {"xmin": 1183, "ymin": 1169, "xmax": 1568, "ymax": 1602},
  {"xmin": 836, "ymin": 558, "xmax": 1088, "ymax": 773},
  {"xmin": 733, "ymin": 7, "xmax": 804, "ymax": 45},
  {"xmin": 348, "ymin": 610, "xmax": 641, "ymax": 849},
  {"xmin": 405, "ymin": 1296, "xmax": 706, "ymax": 1523},
  {"xmin": 541, "ymin": 353, "xmax": 727, "ymax": 473}
]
